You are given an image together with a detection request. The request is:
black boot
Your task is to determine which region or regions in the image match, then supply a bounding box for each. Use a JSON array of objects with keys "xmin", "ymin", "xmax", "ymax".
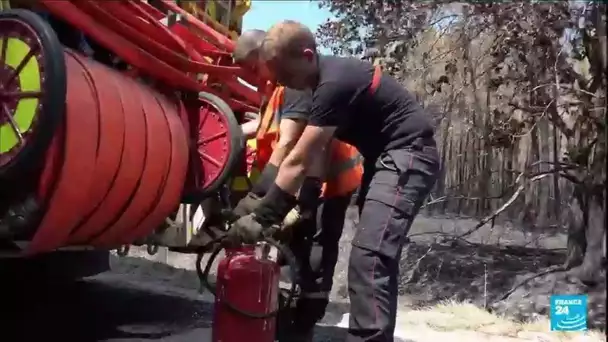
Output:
[
  {"xmin": 277, "ymin": 298, "xmax": 325, "ymax": 342},
  {"xmin": 276, "ymin": 290, "xmax": 298, "ymax": 341},
  {"xmin": 281, "ymin": 330, "xmax": 314, "ymax": 342}
]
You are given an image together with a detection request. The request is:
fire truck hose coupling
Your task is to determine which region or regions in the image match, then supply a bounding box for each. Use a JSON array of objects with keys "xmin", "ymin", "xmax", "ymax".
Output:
[{"xmin": 196, "ymin": 236, "xmax": 300, "ymax": 319}]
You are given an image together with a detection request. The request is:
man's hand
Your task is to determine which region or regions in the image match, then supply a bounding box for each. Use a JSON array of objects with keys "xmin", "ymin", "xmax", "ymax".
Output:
[
  {"xmin": 226, "ymin": 213, "xmax": 275, "ymax": 245},
  {"xmin": 282, "ymin": 206, "xmax": 303, "ymax": 228},
  {"xmin": 232, "ymin": 192, "xmax": 262, "ymax": 218},
  {"xmin": 227, "ymin": 183, "xmax": 299, "ymax": 245}
]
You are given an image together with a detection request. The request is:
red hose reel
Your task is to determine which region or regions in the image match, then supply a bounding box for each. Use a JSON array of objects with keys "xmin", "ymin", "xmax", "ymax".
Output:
[
  {"xmin": 0, "ymin": 7, "xmax": 295, "ymax": 342},
  {"xmin": 39, "ymin": 0, "xmax": 270, "ymax": 113},
  {"xmin": 0, "ymin": 8, "xmax": 250, "ymax": 254}
]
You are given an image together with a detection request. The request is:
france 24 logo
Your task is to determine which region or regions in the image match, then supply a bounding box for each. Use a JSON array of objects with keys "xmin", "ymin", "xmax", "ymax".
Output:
[{"xmin": 550, "ymin": 295, "xmax": 588, "ymax": 331}]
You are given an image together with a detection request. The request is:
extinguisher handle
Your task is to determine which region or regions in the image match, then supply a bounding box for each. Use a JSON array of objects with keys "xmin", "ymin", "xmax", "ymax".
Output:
[{"xmin": 196, "ymin": 236, "xmax": 300, "ymax": 319}]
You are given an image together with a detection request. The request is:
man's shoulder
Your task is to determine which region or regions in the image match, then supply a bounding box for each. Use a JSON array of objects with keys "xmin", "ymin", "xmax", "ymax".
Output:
[
  {"xmin": 319, "ymin": 55, "xmax": 370, "ymax": 76},
  {"xmin": 279, "ymin": 87, "xmax": 312, "ymax": 120},
  {"xmin": 282, "ymin": 87, "xmax": 312, "ymax": 109},
  {"xmin": 317, "ymin": 55, "xmax": 372, "ymax": 90},
  {"xmin": 319, "ymin": 55, "xmax": 367, "ymax": 67}
]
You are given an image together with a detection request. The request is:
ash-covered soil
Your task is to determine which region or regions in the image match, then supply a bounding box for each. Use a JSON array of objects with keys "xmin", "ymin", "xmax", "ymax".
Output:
[{"xmin": 112, "ymin": 207, "xmax": 606, "ymax": 334}]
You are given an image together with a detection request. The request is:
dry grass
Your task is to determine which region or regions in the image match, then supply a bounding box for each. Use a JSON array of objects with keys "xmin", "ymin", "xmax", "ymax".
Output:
[{"xmin": 396, "ymin": 301, "xmax": 606, "ymax": 342}]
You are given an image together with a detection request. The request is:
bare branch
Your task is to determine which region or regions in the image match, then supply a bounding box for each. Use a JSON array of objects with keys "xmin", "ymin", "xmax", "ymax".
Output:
[{"xmin": 452, "ymin": 171, "xmax": 555, "ymax": 240}]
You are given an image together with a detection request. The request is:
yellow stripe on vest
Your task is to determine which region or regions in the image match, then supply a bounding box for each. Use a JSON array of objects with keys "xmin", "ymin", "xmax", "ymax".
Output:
[
  {"xmin": 248, "ymin": 166, "xmax": 261, "ymax": 184},
  {"xmin": 230, "ymin": 176, "xmax": 251, "ymax": 192}
]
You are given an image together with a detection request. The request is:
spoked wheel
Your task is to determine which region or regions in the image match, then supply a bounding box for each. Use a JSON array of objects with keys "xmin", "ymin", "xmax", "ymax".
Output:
[
  {"xmin": 0, "ymin": 10, "xmax": 65, "ymax": 180},
  {"xmin": 191, "ymin": 92, "xmax": 244, "ymax": 196}
]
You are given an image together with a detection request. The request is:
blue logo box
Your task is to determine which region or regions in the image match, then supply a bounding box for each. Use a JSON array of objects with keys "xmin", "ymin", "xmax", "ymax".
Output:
[{"xmin": 550, "ymin": 295, "xmax": 588, "ymax": 331}]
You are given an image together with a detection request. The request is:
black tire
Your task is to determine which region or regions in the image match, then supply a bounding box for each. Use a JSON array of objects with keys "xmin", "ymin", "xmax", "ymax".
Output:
[
  {"xmin": 0, "ymin": 9, "xmax": 66, "ymax": 180},
  {"xmin": 196, "ymin": 92, "xmax": 244, "ymax": 196}
]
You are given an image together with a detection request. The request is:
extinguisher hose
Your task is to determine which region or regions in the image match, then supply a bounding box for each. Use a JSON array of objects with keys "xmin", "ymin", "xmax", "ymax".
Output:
[{"xmin": 196, "ymin": 237, "xmax": 299, "ymax": 319}]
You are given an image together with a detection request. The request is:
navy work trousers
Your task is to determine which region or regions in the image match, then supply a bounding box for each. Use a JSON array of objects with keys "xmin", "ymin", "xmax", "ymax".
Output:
[{"xmin": 348, "ymin": 139, "xmax": 440, "ymax": 342}]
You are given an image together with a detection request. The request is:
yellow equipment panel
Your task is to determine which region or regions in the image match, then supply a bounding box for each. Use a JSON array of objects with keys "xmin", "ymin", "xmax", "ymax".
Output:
[{"xmin": 180, "ymin": 0, "xmax": 250, "ymax": 39}]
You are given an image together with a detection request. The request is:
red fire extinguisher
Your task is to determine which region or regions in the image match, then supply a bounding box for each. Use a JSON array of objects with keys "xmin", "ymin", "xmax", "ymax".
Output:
[
  {"xmin": 197, "ymin": 236, "xmax": 299, "ymax": 342},
  {"xmin": 213, "ymin": 245, "xmax": 279, "ymax": 342}
]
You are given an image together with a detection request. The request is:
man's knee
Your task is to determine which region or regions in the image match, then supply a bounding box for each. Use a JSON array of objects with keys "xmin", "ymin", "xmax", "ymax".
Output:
[
  {"xmin": 347, "ymin": 246, "xmax": 387, "ymax": 291},
  {"xmin": 352, "ymin": 153, "xmax": 437, "ymax": 259},
  {"xmin": 351, "ymin": 189, "xmax": 413, "ymax": 258}
]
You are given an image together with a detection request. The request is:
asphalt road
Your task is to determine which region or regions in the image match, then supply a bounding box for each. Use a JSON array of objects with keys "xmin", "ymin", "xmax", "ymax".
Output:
[
  {"xmin": 2, "ymin": 271, "xmax": 356, "ymax": 342},
  {"xmin": 4, "ymin": 277, "xmax": 214, "ymax": 342}
]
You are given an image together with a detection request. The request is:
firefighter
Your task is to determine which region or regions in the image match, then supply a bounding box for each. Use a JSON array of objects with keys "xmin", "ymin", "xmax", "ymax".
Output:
[
  {"xmin": 232, "ymin": 29, "xmax": 363, "ymax": 341},
  {"xmin": 229, "ymin": 21, "xmax": 441, "ymax": 342}
]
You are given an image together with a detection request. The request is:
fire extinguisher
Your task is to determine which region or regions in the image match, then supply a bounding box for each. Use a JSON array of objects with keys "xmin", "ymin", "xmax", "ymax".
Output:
[{"xmin": 197, "ymin": 237, "xmax": 298, "ymax": 342}]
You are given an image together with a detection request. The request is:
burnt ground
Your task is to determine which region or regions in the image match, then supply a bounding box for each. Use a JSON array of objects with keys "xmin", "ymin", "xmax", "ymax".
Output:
[
  {"xmin": 108, "ymin": 206, "xmax": 605, "ymax": 338},
  {"xmin": 329, "ymin": 208, "xmax": 606, "ymax": 330},
  {"xmin": 396, "ymin": 241, "xmax": 566, "ymax": 305}
]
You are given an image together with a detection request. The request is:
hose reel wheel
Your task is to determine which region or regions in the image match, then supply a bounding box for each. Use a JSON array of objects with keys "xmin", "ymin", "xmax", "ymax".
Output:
[
  {"xmin": 192, "ymin": 91, "xmax": 244, "ymax": 196},
  {"xmin": 0, "ymin": 9, "xmax": 65, "ymax": 180}
]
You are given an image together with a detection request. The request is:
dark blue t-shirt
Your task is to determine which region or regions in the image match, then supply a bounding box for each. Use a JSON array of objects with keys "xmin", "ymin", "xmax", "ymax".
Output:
[
  {"xmin": 277, "ymin": 88, "xmax": 312, "ymax": 122},
  {"xmin": 308, "ymin": 56, "xmax": 435, "ymax": 159}
]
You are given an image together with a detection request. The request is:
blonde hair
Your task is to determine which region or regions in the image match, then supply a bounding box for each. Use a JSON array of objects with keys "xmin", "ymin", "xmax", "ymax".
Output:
[{"xmin": 260, "ymin": 20, "xmax": 317, "ymax": 61}]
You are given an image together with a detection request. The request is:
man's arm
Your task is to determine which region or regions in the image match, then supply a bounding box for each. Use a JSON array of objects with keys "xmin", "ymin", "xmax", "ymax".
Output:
[
  {"xmin": 267, "ymin": 118, "xmax": 306, "ymax": 166},
  {"xmin": 249, "ymin": 88, "xmax": 312, "ymax": 198},
  {"xmin": 240, "ymin": 117, "xmax": 260, "ymax": 139},
  {"xmin": 273, "ymin": 82, "xmax": 349, "ymax": 195},
  {"xmin": 245, "ymin": 82, "xmax": 349, "ymax": 228},
  {"xmin": 274, "ymin": 126, "xmax": 335, "ymax": 194},
  {"xmin": 266, "ymin": 88, "xmax": 311, "ymax": 166}
]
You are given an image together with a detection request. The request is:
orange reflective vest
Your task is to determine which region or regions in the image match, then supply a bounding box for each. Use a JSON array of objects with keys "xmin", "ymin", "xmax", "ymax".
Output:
[{"xmin": 254, "ymin": 86, "xmax": 364, "ymax": 198}]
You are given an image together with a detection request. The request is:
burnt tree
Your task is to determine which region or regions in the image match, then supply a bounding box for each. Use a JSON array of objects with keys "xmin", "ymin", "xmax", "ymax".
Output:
[{"xmin": 316, "ymin": 0, "xmax": 607, "ymax": 282}]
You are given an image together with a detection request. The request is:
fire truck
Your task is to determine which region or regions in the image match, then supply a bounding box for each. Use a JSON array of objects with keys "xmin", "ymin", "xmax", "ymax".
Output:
[
  {"xmin": 0, "ymin": 0, "xmax": 259, "ymax": 280},
  {"xmin": 1, "ymin": 2, "xmax": 304, "ymax": 340}
]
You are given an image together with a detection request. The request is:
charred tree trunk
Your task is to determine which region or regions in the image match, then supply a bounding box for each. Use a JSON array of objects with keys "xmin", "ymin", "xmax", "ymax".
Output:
[
  {"xmin": 564, "ymin": 184, "xmax": 587, "ymax": 269},
  {"xmin": 567, "ymin": 184, "xmax": 606, "ymax": 284}
]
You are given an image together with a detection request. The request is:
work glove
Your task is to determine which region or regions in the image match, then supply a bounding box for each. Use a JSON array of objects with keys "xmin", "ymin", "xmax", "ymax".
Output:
[
  {"xmin": 227, "ymin": 184, "xmax": 299, "ymax": 245},
  {"xmin": 232, "ymin": 192, "xmax": 262, "ymax": 218},
  {"xmin": 231, "ymin": 164, "xmax": 280, "ymax": 218},
  {"xmin": 281, "ymin": 205, "xmax": 316, "ymax": 229},
  {"xmin": 227, "ymin": 213, "xmax": 298, "ymax": 245},
  {"xmin": 282, "ymin": 206, "xmax": 303, "ymax": 228},
  {"xmin": 251, "ymin": 164, "xmax": 279, "ymax": 196},
  {"xmin": 279, "ymin": 178, "xmax": 323, "ymax": 234},
  {"xmin": 299, "ymin": 177, "xmax": 322, "ymax": 210},
  {"xmin": 289, "ymin": 177, "xmax": 322, "ymax": 224},
  {"xmin": 226, "ymin": 213, "xmax": 273, "ymax": 245}
]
